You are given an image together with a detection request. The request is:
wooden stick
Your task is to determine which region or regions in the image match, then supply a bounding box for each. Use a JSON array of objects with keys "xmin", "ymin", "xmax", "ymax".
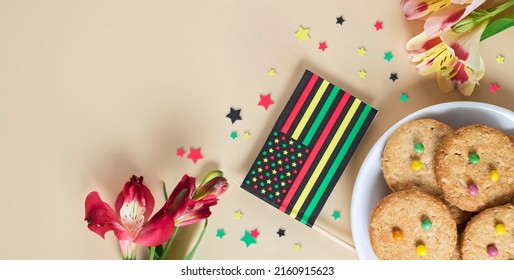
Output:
[{"xmin": 312, "ymin": 224, "xmax": 356, "ymax": 253}]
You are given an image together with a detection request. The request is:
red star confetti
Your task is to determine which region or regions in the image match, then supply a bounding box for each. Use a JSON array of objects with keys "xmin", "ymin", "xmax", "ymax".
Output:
[
  {"xmin": 250, "ymin": 229, "xmax": 260, "ymax": 239},
  {"xmin": 187, "ymin": 147, "xmax": 203, "ymax": 164},
  {"xmin": 258, "ymin": 93, "xmax": 274, "ymax": 110},
  {"xmin": 318, "ymin": 41, "xmax": 328, "ymax": 52},
  {"xmin": 490, "ymin": 83, "xmax": 499, "ymax": 93},
  {"xmin": 176, "ymin": 147, "xmax": 185, "ymax": 157},
  {"xmin": 374, "ymin": 20, "xmax": 383, "ymax": 31}
]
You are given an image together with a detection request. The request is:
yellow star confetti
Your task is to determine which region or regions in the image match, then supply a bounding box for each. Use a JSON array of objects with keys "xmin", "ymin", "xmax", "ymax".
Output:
[
  {"xmin": 243, "ymin": 131, "xmax": 251, "ymax": 139},
  {"xmin": 496, "ymin": 54, "xmax": 505, "ymax": 64},
  {"xmin": 293, "ymin": 243, "xmax": 302, "ymax": 252},
  {"xmin": 233, "ymin": 210, "xmax": 243, "ymax": 220},
  {"xmin": 357, "ymin": 47, "xmax": 367, "ymax": 56},
  {"xmin": 294, "ymin": 26, "xmax": 310, "ymax": 43},
  {"xmin": 358, "ymin": 70, "xmax": 367, "ymax": 78},
  {"xmin": 268, "ymin": 68, "xmax": 276, "ymax": 77}
]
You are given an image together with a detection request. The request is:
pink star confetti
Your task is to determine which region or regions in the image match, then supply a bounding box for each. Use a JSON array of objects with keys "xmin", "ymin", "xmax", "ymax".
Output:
[
  {"xmin": 318, "ymin": 41, "xmax": 328, "ymax": 52},
  {"xmin": 490, "ymin": 83, "xmax": 499, "ymax": 93},
  {"xmin": 374, "ymin": 20, "xmax": 383, "ymax": 31},
  {"xmin": 258, "ymin": 93, "xmax": 274, "ymax": 110},
  {"xmin": 176, "ymin": 147, "xmax": 185, "ymax": 157},
  {"xmin": 187, "ymin": 147, "xmax": 203, "ymax": 164}
]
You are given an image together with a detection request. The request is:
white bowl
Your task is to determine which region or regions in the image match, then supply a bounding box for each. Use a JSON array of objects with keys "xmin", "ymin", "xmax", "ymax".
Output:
[{"xmin": 350, "ymin": 101, "xmax": 514, "ymax": 260}]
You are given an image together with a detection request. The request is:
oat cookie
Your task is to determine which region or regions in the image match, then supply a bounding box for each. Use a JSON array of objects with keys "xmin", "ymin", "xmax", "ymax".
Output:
[
  {"xmin": 382, "ymin": 119, "xmax": 453, "ymax": 195},
  {"xmin": 381, "ymin": 119, "xmax": 470, "ymax": 223},
  {"xmin": 369, "ymin": 189, "xmax": 457, "ymax": 260},
  {"xmin": 461, "ymin": 204, "xmax": 514, "ymax": 260},
  {"xmin": 436, "ymin": 125, "xmax": 514, "ymax": 212}
]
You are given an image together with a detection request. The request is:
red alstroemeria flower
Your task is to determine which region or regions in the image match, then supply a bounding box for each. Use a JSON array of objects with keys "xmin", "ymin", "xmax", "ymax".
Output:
[
  {"xmin": 169, "ymin": 173, "xmax": 228, "ymax": 227},
  {"xmin": 401, "ymin": 0, "xmax": 485, "ymax": 35},
  {"xmin": 84, "ymin": 175, "xmax": 186, "ymax": 259}
]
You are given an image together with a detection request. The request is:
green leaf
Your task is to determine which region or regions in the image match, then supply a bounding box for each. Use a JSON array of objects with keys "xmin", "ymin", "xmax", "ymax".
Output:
[
  {"xmin": 184, "ymin": 219, "xmax": 208, "ymax": 260},
  {"xmin": 481, "ymin": 16, "xmax": 514, "ymax": 41}
]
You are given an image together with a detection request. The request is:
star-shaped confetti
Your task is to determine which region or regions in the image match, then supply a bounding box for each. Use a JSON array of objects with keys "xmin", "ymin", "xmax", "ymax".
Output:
[
  {"xmin": 332, "ymin": 210, "xmax": 341, "ymax": 220},
  {"xmin": 389, "ymin": 72, "xmax": 398, "ymax": 82},
  {"xmin": 384, "ymin": 51, "xmax": 393, "ymax": 62},
  {"xmin": 374, "ymin": 20, "xmax": 383, "ymax": 30},
  {"xmin": 318, "ymin": 41, "xmax": 328, "ymax": 52},
  {"xmin": 358, "ymin": 70, "xmax": 367, "ymax": 78},
  {"xmin": 176, "ymin": 147, "xmax": 185, "ymax": 157},
  {"xmin": 258, "ymin": 93, "xmax": 274, "ymax": 110},
  {"xmin": 268, "ymin": 68, "xmax": 276, "ymax": 77},
  {"xmin": 294, "ymin": 26, "xmax": 310, "ymax": 43},
  {"xmin": 293, "ymin": 243, "xmax": 302, "ymax": 252},
  {"xmin": 233, "ymin": 210, "xmax": 243, "ymax": 220},
  {"xmin": 230, "ymin": 131, "xmax": 238, "ymax": 140},
  {"xmin": 277, "ymin": 228, "xmax": 286, "ymax": 237},
  {"xmin": 241, "ymin": 230, "xmax": 257, "ymax": 247},
  {"xmin": 400, "ymin": 93, "xmax": 409, "ymax": 102},
  {"xmin": 490, "ymin": 83, "xmax": 500, "ymax": 93},
  {"xmin": 357, "ymin": 47, "xmax": 367, "ymax": 56},
  {"xmin": 226, "ymin": 107, "xmax": 242, "ymax": 124},
  {"xmin": 243, "ymin": 131, "xmax": 250, "ymax": 140},
  {"xmin": 250, "ymin": 229, "xmax": 260, "ymax": 239},
  {"xmin": 216, "ymin": 228, "xmax": 226, "ymax": 239},
  {"xmin": 187, "ymin": 147, "xmax": 203, "ymax": 164},
  {"xmin": 496, "ymin": 54, "xmax": 504, "ymax": 64},
  {"xmin": 336, "ymin": 16, "xmax": 345, "ymax": 25}
]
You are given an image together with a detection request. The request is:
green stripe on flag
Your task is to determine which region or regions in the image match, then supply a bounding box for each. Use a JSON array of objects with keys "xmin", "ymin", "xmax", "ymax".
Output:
[
  {"xmin": 300, "ymin": 104, "xmax": 372, "ymax": 224},
  {"xmin": 302, "ymin": 86, "xmax": 340, "ymax": 146}
]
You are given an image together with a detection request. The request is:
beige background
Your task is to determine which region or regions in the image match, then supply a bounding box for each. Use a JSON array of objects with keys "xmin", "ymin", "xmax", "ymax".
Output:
[{"xmin": 0, "ymin": 0, "xmax": 513, "ymax": 260}]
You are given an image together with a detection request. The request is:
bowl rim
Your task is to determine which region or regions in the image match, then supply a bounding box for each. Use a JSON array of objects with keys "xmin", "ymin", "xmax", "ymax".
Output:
[{"xmin": 350, "ymin": 101, "xmax": 514, "ymax": 260}]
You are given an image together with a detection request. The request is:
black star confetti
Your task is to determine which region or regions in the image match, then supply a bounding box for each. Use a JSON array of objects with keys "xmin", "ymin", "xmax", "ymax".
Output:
[
  {"xmin": 389, "ymin": 73, "xmax": 398, "ymax": 82},
  {"xmin": 226, "ymin": 107, "xmax": 242, "ymax": 124},
  {"xmin": 277, "ymin": 228, "xmax": 286, "ymax": 237},
  {"xmin": 336, "ymin": 16, "xmax": 345, "ymax": 25}
]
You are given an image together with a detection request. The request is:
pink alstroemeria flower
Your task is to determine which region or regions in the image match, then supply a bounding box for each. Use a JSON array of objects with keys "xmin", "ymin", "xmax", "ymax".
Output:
[
  {"xmin": 401, "ymin": 0, "xmax": 485, "ymax": 35},
  {"xmin": 406, "ymin": 19, "xmax": 487, "ymax": 95},
  {"xmin": 85, "ymin": 176, "xmax": 186, "ymax": 259},
  {"xmin": 170, "ymin": 173, "xmax": 228, "ymax": 227}
]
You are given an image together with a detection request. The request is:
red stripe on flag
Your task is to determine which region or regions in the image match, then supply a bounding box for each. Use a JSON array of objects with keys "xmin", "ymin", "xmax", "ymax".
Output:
[
  {"xmin": 280, "ymin": 74, "xmax": 319, "ymax": 134},
  {"xmin": 279, "ymin": 92, "xmax": 351, "ymax": 211}
]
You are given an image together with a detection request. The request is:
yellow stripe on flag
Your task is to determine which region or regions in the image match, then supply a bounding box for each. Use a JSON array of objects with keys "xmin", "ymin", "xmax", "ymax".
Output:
[
  {"xmin": 291, "ymin": 80, "xmax": 329, "ymax": 140},
  {"xmin": 289, "ymin": 98, "xmax": 361, "ymax": 218}
]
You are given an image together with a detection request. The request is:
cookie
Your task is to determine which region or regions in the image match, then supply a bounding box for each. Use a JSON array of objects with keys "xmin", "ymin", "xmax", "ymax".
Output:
[
  {"xmin": 369, "ymin": 189, "xmax": 457, "ymax": 260},
  {"xmin": 381, "ymin": 119, "xmax": 470, "ymax": 224},
  {"xmin": 461, "ymin": 204, "xmax": 514, "ymax": 260},
  {"xmin": 382, "ymin": 119, "xmax": 453, "ymax": 195},
  {"xmin": 436, "ymin": 125, "xmax": 514, "ymax": 212}
]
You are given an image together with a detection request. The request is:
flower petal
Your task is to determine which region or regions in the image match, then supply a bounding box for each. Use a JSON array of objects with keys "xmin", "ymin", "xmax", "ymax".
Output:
[
  {"xmin": 133, "ymin": 201, "xmax": 176, "ymax": 247},
  {"xmin": 114, "ymin": 175, "xmax": 155, "ymax": 223},
  {"xmin": 424, "ymin": 0, "xmax": 485, "ymax": 35},
  {"xmin": 192, "ymin": 175, "xmax": 228, "ymax": 201},
  {"xmin": 401, "ymin": 0, "xmax": 452, "ymax": 20},
  {"xmin": 167, "ymin": 174, "xmax": 196, "ymax": 218},
  {"xmin": 440, "ymin": 19, "xmax": 488, "ymax": 70},
  {"xmin": 84, "ymin": 191, "xmax": 118, "ymax": 239}
]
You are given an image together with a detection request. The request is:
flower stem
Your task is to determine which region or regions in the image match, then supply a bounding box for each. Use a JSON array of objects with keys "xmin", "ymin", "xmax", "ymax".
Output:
[
  {"xmin": 159, "ymin": 227, "xmax": 180, "ymax": 260},
  {"xmin": 149, "ymin": 246, "xmax": 156, "ymax": 260}
]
